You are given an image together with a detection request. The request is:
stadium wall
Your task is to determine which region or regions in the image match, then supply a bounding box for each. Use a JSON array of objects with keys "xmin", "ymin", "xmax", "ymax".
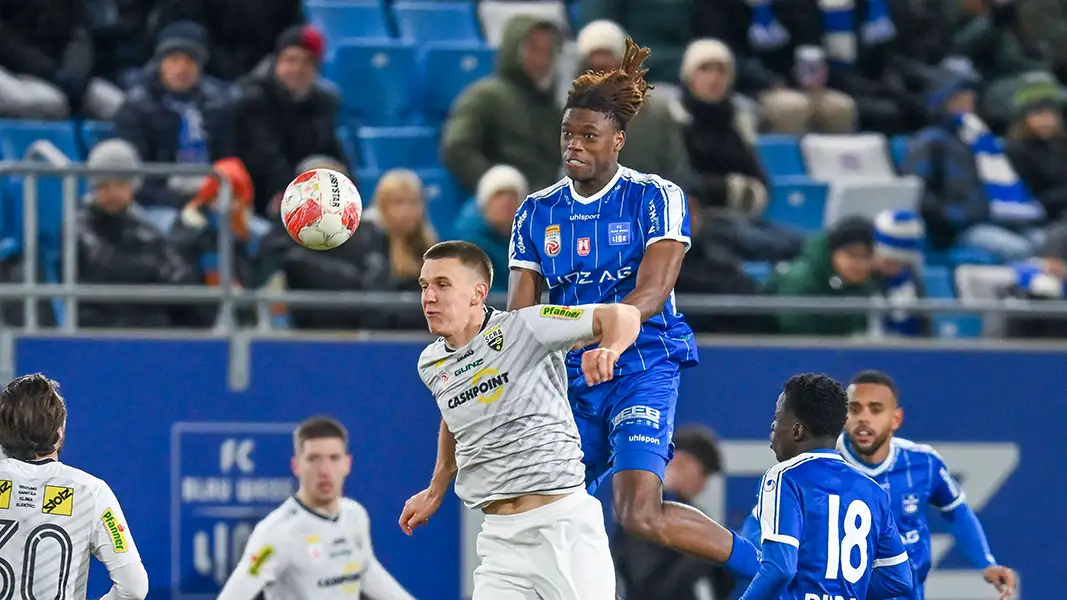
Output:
[{"xmin": 13, "ymin": 336, "xmax": 1058, "ymax": 599}]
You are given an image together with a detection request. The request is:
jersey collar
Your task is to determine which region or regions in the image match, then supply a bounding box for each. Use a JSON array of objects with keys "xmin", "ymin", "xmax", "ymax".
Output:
[
  {"xmin": 837, "ymin": 433, "xmax": 898, "ymax": 476},
  {"xmin": 569, "ymin": 164, "xmax": 624, "ymax": 205},
  {"xmin": 444, "ymin": 306, "xmax": 496, "ymax": 353},
  {"xmin": 21, "ymin": 458, "xmax": 56, "ymax": 465},
  {"xmin": 292, "ymin": 495, "xmax": 340, "ymax": 522}
]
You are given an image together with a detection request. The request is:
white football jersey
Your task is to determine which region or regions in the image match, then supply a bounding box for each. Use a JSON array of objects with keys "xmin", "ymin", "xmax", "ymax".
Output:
[
  {"xmin": 0, "ymin": 457, "xmax": 142, "ymax": 600},
  {"xmin": 218, "ymin": 496, "xmax": 414, "ymax": 600}
]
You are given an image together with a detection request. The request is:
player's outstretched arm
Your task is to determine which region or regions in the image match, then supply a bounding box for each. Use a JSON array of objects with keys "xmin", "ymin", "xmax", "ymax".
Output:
[
  {"xmin": 91, "ymin": 484, "xmax": 148, "ymax": 600},
  {"xmin": 400, "ymin": 419, "xmax": 456, "ymax": 535}
]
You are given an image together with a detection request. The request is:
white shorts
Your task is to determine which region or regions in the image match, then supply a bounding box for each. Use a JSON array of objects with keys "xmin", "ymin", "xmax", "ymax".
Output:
[{"xmin": 473, "ymin": 492, "xmax": 616, "ymax": 600}]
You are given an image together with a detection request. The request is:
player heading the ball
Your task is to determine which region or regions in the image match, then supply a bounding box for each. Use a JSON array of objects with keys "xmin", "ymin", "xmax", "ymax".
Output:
[
  {"xmin": 401, "ymin": 240, "xmax": 641, "ymax": 599},
  {"xmin": 0, "ymin": 373, "xmax": 149, "ymax": 600},
  {"xmin": 218, "ymin": 416, "xmax": 413, "ymax": 600}
]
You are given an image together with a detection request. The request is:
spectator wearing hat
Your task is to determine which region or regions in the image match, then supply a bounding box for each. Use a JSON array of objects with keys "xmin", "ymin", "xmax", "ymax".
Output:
[
  {"xmin": 115, "ymin": 21, "xmax": 234, "ymax": 231},
  {"xmin": 873, "ymin": 209, "xmax": 931, "ymax": 337},
  {"xmin": 575, "ymin": 21, "xmax": 695, "ymax": 189},
  {"xmin": 0, "ymin": 0, "xmax": 125, "ymax": 120},
  {"xmin": 1005, "ymin": 221, "xmax": 1067, "ymax": 338},
  {"xmin": 1006, "ymin": 85, "xmax": 1067, "ymax": 222},
  {"xmin": 766, "ymin": 215, "xmax": 877, "ymax": 336},
  {"xmin": 232, "ymin": 25, "xmax": 348, "ymax": 216},
  {"xmin": 612, "ymin": 424, "xmax": 735, "ymax": 600},
  {"xmin": 904, "ymin": 74, "xmax": 1048, "ymax": 260},
  {"xmin": 453, "ymin": 165, "xmax": 528, "ymax": 292},
  {"xmin": 77, "ymin": 139, "xmax": 196, "ymax": 328},
  {"xmin": 154, "ymin": 0, "xmax": 305, "ymax": 82}
]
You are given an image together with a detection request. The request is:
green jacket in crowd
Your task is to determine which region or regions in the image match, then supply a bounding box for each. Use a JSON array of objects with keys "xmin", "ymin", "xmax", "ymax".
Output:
[
  {"xmin": 765, "ymin": 233, "xmax": 876, "ymax": 336},
  {"xmin": 619, "ymin": 95, "xmax": 694, "ymax": 188},
  {"xmin": 579, "ymin": 0, "xmax": 693, "ymax": 83},
  {"xmin": 441, "ymin": 16, "xmax": 563, "ymax": 194}
]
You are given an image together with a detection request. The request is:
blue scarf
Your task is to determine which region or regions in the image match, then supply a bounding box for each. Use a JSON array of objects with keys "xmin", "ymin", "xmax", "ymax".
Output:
[
  {"xmin": 818, "ymin": 0, "xmax": 896, "ymax": 65},
  {"xmin": 162, "ymin": 95, "xmax": 209, "ymax": 164},
  {"xmin": 882, "ymin": 268, "xmax": 923, "ymax": 336},
  {"xmin": 1013, "ymin": 260, "xmax": 1066, "ymax": 298},
  {"xmin": 747, "ymin": 0, "xmax": 790, "ymax": 52},
  {"xmin": 952, "ymin": 113, "xmax": 1046, "ymax": 223}
]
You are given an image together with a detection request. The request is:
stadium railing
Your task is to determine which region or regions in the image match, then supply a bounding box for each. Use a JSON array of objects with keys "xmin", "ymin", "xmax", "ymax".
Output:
[{"xmin": 4, "ymin": 160, "xmax": 1067, "ymax": 337}]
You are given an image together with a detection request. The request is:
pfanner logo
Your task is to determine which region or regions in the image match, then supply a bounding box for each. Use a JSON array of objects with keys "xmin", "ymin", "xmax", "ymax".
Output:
[
  {"xmin": 539, "ymin": 306, "xmax": 584, "ymax": 320},
  {"xmin": 101, "ymin": 508, "xmax": 129, "ymax": 553}
]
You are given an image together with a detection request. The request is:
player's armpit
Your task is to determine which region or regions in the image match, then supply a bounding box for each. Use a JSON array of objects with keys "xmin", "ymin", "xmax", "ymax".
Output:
[
  {"xmin": 506, "ymin": 267, "xmax": 543, "ymax": 310},
  {"xmin": 621, "ymin": 240, "xmax": 686, "ymax": 322}
]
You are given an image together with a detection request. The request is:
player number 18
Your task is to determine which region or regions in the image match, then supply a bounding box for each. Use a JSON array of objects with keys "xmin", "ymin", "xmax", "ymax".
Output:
[{"xmin": 824, "ymin": 494, "xmax": 871, "ymax": 584}]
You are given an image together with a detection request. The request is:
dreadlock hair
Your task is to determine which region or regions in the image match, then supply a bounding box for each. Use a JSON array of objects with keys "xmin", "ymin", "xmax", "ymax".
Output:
[{"xmin": 566, "ymin": 37, "xmax": 652, "ymax": 131}]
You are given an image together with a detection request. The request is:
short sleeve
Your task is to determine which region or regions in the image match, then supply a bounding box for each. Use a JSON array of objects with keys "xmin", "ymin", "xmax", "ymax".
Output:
[
  {"xmin": 641, "ymin": 177, "xmax": 691, "ymax": 250},
  {"xmin": 90, "ymin": 481, "xmax": 142, "ymax": 571},
  {"xmin": 757, "ymin": 468, "xmax": 802, "ymax": 548},
  {"xmin": 517, "ymin": 305, "xmax": 599, "ymax": 350},
  {"xmin": 874, "ymin": 493, "xmax": 910, "ymax": 568},
  {"xmin": 508, "ymin": 197, "xmax": 542, "ymax": 273},
  {"xmin": 927, "ymin": 452, "xmax": 966, "ymax": 511}
]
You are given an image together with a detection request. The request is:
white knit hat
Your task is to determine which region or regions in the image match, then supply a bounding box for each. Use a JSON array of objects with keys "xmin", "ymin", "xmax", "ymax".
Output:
[
  {"xmin": 576, "ymin": 20, "xmax": 626, "ymax": 61},
  {"xmin": 874, "ymin": 209, "xmax": 925, "ymax": 263},
  {"xmin": 680, "ymin": 39, "xmax": 734, "ymax": 83},
  {"xmin": 87, "ymin": 139, "xmax": 142, "ymax": 191},
  {"xmin": 477, "ymin": 165, "xmax": 528, "ymax": 209}
]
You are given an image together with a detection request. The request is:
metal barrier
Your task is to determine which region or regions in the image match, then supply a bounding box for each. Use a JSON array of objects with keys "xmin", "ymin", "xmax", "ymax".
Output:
[{"xmin": 3, "ymin": 161, "xmax": 1067, "ymax": 336}]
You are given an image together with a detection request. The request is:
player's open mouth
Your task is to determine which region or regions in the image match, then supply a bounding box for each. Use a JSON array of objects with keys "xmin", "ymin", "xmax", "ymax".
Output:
[
  {"xmin": 565, "ymin": 158, "xmax": 585, "ymax": 167},
  {"xmin": 853, "ymin": 428, "xmax": 875, "ymax": 443}
]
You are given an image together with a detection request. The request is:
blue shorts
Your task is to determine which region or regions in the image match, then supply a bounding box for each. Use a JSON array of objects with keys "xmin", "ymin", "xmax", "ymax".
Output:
[{"xmin": 569, "ymin": 364, "xmax": 679, "ymax": 494}]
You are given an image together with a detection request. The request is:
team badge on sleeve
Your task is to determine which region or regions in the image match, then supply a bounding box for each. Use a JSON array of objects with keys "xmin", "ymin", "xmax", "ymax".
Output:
[
  {"xmin": 577, "ymin": 237, "xmax": 590, "ymax": 256},
  {"xmin": 249, "ymin": 545, "xmax": 275, "ymax": 575},
  {"xmin": 544, "ymin": 225, "xmax": 561, "ymax": 257}
]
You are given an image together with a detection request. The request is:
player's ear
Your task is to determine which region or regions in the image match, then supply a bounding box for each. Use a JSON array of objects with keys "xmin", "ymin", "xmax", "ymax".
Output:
[
  {"xmin": 290, "ymin": 456, "xmax": 300, "ymax": 478},
  {"xmin": 614, "ymin": 129, "xmax": 625, "ymax": 153},
  {"xmin": 892, "ymin": 407, "xmax": 904, "ymax": 432},
  {"xmin": 791, "ymin": 421, "xmax": 804, "ymax": 441},
  {"xmin": 472, "ymin": 281, "xmax": 489, "ymax": 305}
]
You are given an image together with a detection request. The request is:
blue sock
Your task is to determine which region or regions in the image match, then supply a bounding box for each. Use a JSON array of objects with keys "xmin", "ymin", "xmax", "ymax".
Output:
[{"xmin": 724, "ymin": 531, "xmax": 761, "ymax": 579}]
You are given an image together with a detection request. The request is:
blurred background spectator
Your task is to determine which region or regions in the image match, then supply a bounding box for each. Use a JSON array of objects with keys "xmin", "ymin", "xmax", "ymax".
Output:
[
  {"xmin": 612, "ymin": 424, "xmax": 734, "ymax": 600},
  {"xmin": 442, "ymin": 16, "xmax": 563, "ymax": 194},
  {"xmin": 453, "ymin": 165, "xmax": 527, "ymax": 293},
  {"xmin": 873, "ymin": 209, "xmax": 931, "ymax": 336}
]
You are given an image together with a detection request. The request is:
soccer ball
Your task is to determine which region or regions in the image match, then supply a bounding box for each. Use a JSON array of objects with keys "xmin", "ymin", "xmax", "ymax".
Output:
[{"xmin": 281, "ymin": 168, "xmax": 362, "ymax": 250}]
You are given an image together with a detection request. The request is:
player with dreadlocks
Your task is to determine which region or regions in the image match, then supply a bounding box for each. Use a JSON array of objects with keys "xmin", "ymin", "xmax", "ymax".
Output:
[{"xmin": 507, "ymin": 39, "xmax": 762, "ymax": 578}]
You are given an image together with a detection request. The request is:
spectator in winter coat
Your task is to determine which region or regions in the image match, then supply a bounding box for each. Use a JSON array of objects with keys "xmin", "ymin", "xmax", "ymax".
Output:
[
  {"xmin": 1006, "ymin": 91, "xmax": 1067, "ymax": 222},
  {"xmin": 77, "ymin": 139, "xmax": 195, "ymax": 328},
  {"xmin": 677, "ymin": 40, "xmax": 806, "ymax": 262},
  {"xmin": 154, "ymin": 0, "xmax": 305, "ymax": 82},
  {"xmin": 453, "ymin": 166, "xmax": 527, "ymax": 293},
  {"xmin": 115, "ymin": 21, "xmax": 234, "ymax": 228},
  {"xmin": 232, "ymin": 25, "xmax": 348, "ymax": 215},
  {"xmin": 0, "ymin": 0, "xmax": 125, "ymax": 119},
  {"xmin": 766, "ymin": 216, "xmax": 877, "ymax": 336},
  {"xmin": 612, "ymin": 424, "xmax": 735, "ymax": 600},
  {"xmin": 694, "ymin": 0, "xmax": 857, "ymax": 133},
  {"xmin": 575, "ymin": 20, "xmax": 696, "ymax": 189},
  {"xmin": 903, "ymin": 75, "xmax": 1048, "ymax": 259},
  {"xmin": 872, "ymin": 210, "xmax": 931, "ymax": 337},
  {"xmin": 442, "ymin": 15, "xmax": 563, "ymax": 194}
]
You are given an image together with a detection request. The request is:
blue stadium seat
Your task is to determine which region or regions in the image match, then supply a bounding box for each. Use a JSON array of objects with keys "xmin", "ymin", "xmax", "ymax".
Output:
[
  {"xmin": 0, "ymin": 120, "xmax": 80, "ymax": 160},
  {"xmin": 756, "ymin": 135, "xmax": 806, "ymax": 178},
  {"xmin": 764, "ymin": 176, "xmax": 827, "ymax": 233},
  {"xmin": 889, "ymin": 135, "xmax": 909, "ymax": 170},
  {"xmin": 418, "ymin": 42, "xmax": 495, "ymax": 122},
  {"xmin": 358, "ymin": 126, "xmax": 439, "ymax": 170},
  {"xmin": 81, "ymin": 121, "xmax": 116, "ymax": 154},
  {"xmin": 306, "ymin": 1, "xmax": 392, "ymax": 42},
  {"xmin": 325, "ymin": 41, "xmax": 418, "ymax": 126},
  {"xmin": 336, "ymin": 125, "xmax": 359, "ymax": 169},
  {"xmin": 742, "ymin": 262, "xmax": 772, "ymax": 284},
  {"xmin": 922, "ymin": 264, "xmax": 981, "ymax": 338},
  {"xmin": 393, "ymin": 2, "xmax": 481, "ymax": 43},
  {"xmin": 356, "ymin": 168, "xmax": 381, "ymax": 203}
]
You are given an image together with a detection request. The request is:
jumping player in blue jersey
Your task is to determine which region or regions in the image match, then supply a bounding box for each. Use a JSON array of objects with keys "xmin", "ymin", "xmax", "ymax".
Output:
[
  {"xmin": 839, "ymin": 370, "xmax": 1016, "ymax": 599},
  {"xmin": 507, "ymin": 38, "xmax": 745, "ymax": 565},
  {"xmin": 741, "ymin": 374, "xmax": 914, "ymax": 600}
]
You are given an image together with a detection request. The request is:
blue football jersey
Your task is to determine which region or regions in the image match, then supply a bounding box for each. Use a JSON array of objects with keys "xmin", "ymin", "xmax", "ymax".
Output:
[
  {"xmin": 507, "ymin": 166, "xmax": 698, "ymax": 378},
  {"xmin": 837, "ymin": 436, "xmax": 987, "ymax": 584},
  {"xmin": 755, "ymin": 450, "xmax": 909, "ymax": 600}
]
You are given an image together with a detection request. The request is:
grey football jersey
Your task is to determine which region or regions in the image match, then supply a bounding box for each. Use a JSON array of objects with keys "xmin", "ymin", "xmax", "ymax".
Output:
[
  {"xmin": 0, "ymin": 458, "xmax": 142, "ymax": 600},
  {"xmin": 417, "ymin": 305, "xmax": 600, "ymax": 509}
]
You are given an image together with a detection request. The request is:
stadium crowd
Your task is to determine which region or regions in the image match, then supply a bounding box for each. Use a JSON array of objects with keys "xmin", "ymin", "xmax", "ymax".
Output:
[{"xmin": 2, "ymin": 0, "xmax": 1067, "ymax": 339}]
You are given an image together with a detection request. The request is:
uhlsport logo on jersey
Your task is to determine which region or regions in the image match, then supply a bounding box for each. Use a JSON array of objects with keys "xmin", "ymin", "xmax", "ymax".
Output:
[
  {"xmin": 539, "ymin": 306, "xmax": 584, "ymax": 320},
  {"xmin": 544, "ymin": 225, "xmax": 561, "ymax": 257},
  {"xmin": 101, "ymin": 508, "xmax": 129, "ymax": 553},
  {"xmin": 446, "ymin": 368, "xmax": 510, "ymax": 409},
  {"xmin": 42, "ymin": 485, "xmax": 73, "ymax": 516},
  {"xmin": 249, "ymin": 545, "xmax": 275, "ymax": 576},
  {"xmin": 0, "ymin": 480, "xmax": 10, "ymax": 510},
  {"xmin": 483, "ymin": 325, "xmax": 504, "ymax": 352},
  {"xmin": 577, "ymin": 237, "xmax": 590, "ymax": 256}
]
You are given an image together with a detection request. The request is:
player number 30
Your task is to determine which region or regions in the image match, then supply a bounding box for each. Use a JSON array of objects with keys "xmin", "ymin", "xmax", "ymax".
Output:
[{"xmin": 824, "ymin": 495, "xmax": 872, "ymax": 584}]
